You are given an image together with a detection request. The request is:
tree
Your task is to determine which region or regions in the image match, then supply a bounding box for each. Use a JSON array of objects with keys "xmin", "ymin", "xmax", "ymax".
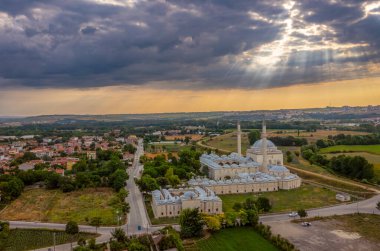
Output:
[
  {"xmin": 111, "ymin": 228, "xmax": 127, "ymax": 242},
  {"xmin": 179, "ymin": 208, "xmax": 205, "ymax": 238},
  {"xmin": 256, "ymin": 197, "xmax": 271, "ymax": 212},
  {"xmin": 248, "ymin": 130, "xmax": 261, "ymax": 145},
  {"xmin": 286, "ymin": 155, "xmax": 293, "ymax": 163},
  {"xmin": 137, "ymin": 175, "xmax": 159, "ymax": 192},
  {"xmin": 297, "ymin": 209, "xmax": 307, "ymax": 218},
  {"xmin": 90, "ymin": 217, "xmax": 102, "ymax": 233},
  {"xmin": 232, "ymin": 202, "xmax": 242, "ymax": 212},
  {"xmin": 203, "ymin": 215, "xmax": 221, "ymax": 232},
  {"xmin": 66, "ymin": 221, "xmax": 79, "ymax": 235},
  {"xmin": 246, "ymin": 209, "xmax": 259, "ymax": 226},
  {"xmin": 109, "ymin": 169, "xmax": 128, "ymax": 191}
]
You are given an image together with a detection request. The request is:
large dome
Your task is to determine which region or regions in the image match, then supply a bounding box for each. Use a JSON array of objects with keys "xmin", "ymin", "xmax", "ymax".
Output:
[{"xmin": 252, "ymin": 139, "xmax": 276, "ymax": 149}]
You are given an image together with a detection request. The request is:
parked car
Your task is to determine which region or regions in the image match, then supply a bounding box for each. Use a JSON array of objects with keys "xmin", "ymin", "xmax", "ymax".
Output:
[
  {"xmin": 301, "ymin": 222, "xmax": 312, "ymax": 227},
  {"xmin": 288, "ymin": 212, "xmax": 298, "ymax": 217}
]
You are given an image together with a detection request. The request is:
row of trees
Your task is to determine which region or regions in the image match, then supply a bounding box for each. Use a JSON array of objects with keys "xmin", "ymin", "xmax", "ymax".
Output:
[
  {"xmin": 316, "ymin": 133, "xmax": 380, "ymax": 148},
  {"xmin": 232, "ymin": 197, "xmax": 272, "ymax": 213},
  {"xmin": 301, "ymin": 145, "xmax": 375, "ymax": 181},
  {"xmin": 269, "ymin": 136, "xmax": 308, "ymax": 146}
]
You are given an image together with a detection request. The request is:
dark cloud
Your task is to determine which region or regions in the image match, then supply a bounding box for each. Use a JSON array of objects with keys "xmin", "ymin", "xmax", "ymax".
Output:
[{"xmin": 0, "ymin": 0, "xmax": 379, "ymax": 90}]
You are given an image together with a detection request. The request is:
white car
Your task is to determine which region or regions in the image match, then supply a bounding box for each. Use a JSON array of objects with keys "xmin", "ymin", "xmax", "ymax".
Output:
[{"xmin": 288, "ymin": 212, "xmax": 298, "ymax": 217}]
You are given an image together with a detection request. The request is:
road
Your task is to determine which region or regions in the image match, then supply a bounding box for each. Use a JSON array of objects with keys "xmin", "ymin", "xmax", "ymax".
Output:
[
  {"xmin": 124, "ymin": 138, "xmax": 151, "ymax": 235},
  {"xmin": 260, "ymin": 193, "xmax": 380, "ymax": 223}
]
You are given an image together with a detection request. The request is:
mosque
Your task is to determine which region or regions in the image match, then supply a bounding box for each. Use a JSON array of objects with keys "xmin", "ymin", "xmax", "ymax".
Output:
[
  {"xmin": 151, "ymin": 121, "xmax": 301, "ymax": 218},
  {"xmin": 190, "ymin": 121, "xmax": 301, "ymax": 194}
]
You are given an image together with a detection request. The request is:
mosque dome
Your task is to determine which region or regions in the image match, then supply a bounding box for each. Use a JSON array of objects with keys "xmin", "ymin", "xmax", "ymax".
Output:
[
  {"xmin": 252, "ymin": 139, "xmax": 276, "ymax": 149},
  {"xmin": 183, "ymin": 191, "xmax": 197, "ymax": 199}
]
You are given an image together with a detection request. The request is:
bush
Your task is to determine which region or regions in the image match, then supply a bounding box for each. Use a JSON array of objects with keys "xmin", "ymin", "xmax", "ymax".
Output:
[{"xmin": 65, "ymin": 221, "xmax": 79, "ymax": 235}]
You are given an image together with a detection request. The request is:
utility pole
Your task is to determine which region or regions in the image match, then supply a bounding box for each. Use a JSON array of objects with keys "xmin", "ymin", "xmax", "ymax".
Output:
[{"xmin": 53, "ymin": 232, "xmax": 56, "ymax": 251}]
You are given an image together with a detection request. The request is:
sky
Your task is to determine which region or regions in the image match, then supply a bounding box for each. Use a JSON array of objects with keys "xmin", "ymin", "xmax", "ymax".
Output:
[{"xmin": 0, "ymin": 0, "xmax": 380, "ymax": 115}]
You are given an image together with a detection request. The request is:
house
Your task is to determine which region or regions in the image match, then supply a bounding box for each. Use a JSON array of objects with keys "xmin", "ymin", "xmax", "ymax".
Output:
[{"xmin": 87, "ymin": 151, "xmax": 97, "ymax": 160}]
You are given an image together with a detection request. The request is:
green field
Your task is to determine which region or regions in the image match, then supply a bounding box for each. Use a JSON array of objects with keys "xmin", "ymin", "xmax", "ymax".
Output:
[
  {"xmin": 220, "ymin": 184, "xmax": 339, "ymax": 213},
  {"xmin": 193, "ymin": 227, "xmax": 278, "ymax": 251},
  {"xmin": 320, "ymin": 145, "xmax": 380, "ymax": 155},
  {"xmin": 1, "ymin": 229, "xmax": 97, "ymax": 251},
  {"xmin": 0, "ymin": 188, "xmax": 120, "ymax": 225},
  {"xmin": 205, "ymin": 132, "xmax": 249, "ymax": 154}
]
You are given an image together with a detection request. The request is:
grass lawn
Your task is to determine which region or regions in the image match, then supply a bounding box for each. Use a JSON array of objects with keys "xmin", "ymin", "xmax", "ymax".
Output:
[
  {"xmin": 0, "ymin": 188, "xmax": 120, "ymax": 225},
  {"xmin": 2, "ymin": 229, "xmax": 97, "ymax": 251},
  {"xmin": 205, "ymin": 132, "xmax": 249, "ymax": 154},
  {"xmin": 320, "ymin": 145, "xmax": 380, "ymax": 155},
  {"xmin": 302, "ymin": 214, "xmax": 380, "ymax": 243},
  {"xmin": 193, "ymin": 227, "xmax": 279, "ymax": 251},
  {"xmin": 220, "ymin": 184, "xmax": 339, "ymax": 213},
  {"xmin": 324, "ymin": 214, "xmax": 380, "ymax": 242}
]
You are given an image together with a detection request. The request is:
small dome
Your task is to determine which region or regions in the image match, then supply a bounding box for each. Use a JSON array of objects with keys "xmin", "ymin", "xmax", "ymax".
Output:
[
  {"xmin": 183, "ymin": 191, "xmax": 197, "ymax": 199},
  {"xmin": 252, "ymin": 139, "xmax": 276, "ymax": 149}
]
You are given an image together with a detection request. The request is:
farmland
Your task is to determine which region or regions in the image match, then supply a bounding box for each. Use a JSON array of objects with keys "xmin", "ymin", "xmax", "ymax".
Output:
[
  {"xmin": 190, "ymin": 227, "xmax": 278, "ymax": 251},
  {"xmin": 1, "ymin": 229, "xmax": 96, "ymax": 251},
  {"xmin": 220, "ymin": 184, "xmax": 339, "ymax": 213},
  {"xmin": 0, "ymin": 188, "xmax": 120, "ymax": 225}
]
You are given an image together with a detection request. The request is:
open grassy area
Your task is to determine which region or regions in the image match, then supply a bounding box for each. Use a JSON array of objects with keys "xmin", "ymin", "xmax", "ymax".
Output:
[
  {"xmin": 268, "ymin": 130, "xmax": 368, "ymax": 144},
  {"xmin": 320, "ymin": 145, "xmax": 380, "ymax": 155},
  {"xmin": 205, "ymin": 132, "xmax": 249, "ymax": 154},
  {"xmin": 191, "ymin": 227, "xmax": 279, "ymax": 251},
  {"xmin": 0, "ymin": 188, "xmax": 120, "ymax": 225},
  {"xmin": 300, "ymin": 214, "xmax": 380, "ymax": 243},
  {"xmin": 1, "ymin": 229, "xmax": 97, "ymax": 251},
  {"xmin": 322, "ymin": 214, "xmax": 380, "ymax": 242},
  {"xmin": 220, "ymin": 184, "xmax": 339, "ymax": 213}
]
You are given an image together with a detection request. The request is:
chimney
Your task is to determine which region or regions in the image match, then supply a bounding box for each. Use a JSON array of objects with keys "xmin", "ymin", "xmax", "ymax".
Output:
[{"xmin": 237, "ymin": 121, "xmax": 242, "ymax": 156}]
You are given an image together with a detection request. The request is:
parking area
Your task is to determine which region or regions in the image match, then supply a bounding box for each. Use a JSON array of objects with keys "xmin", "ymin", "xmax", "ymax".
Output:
[{"xmin": 266, "ymin": 219, "xmax": 380, "ymax": 251}]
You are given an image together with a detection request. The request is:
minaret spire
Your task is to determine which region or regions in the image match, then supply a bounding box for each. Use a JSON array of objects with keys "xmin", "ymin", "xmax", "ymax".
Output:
[
  {"xmin": 260, "ymin": 119, "xmax": 268, "ymax": 173},
  {"xmin": 237, "ymin": 121, "xmax": 242, "ymax": 156}
]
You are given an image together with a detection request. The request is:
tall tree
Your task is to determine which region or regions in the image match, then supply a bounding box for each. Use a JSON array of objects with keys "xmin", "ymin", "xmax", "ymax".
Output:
[
  {"xmin": 248, "ymin": 130, "xmax": 261, "ymax": 145},
  {"xmin": 179, "ymin": 208, "xmax": 205, "ymax": 238}
]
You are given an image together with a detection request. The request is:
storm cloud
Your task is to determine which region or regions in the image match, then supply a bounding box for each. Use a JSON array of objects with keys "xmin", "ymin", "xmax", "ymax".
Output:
[{"xmin": 0, "ymin": 0, "xmax": 379, "ymax": 90}]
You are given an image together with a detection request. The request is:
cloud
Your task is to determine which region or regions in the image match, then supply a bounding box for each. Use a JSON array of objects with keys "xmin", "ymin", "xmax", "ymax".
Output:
[{"xmin": 0, "ymin": 0, "xmax": 379, "ymax": 90}]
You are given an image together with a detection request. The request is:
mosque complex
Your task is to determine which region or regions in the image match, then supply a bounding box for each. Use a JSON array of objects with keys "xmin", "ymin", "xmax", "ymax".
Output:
[{"xmin": 151, "ymin": 121, "xmax": 302, "ymax": 218}]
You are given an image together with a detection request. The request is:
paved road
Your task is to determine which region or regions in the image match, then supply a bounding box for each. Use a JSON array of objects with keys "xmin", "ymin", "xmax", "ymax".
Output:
[
  {"xmin": 260, "ymin": 193, "xmax": 380, "ymax": 223},
  {"xmin": 124, "ymin": 139, "xmax": 151, "ymax": 235}
]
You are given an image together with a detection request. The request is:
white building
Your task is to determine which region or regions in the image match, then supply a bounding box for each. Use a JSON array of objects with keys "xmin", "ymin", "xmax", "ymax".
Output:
[{"xmin": 151, "ymin": 186, "xmax": 222, "ymax": 218}]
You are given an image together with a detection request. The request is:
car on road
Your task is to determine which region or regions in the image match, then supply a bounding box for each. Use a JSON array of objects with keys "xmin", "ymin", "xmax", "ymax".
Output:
[
  {"xmin": 288, "ymin": 212, "xmax": 298, "ymax": 217},
  {"xmin": 301, "ymin": 222, "xmax": 312, "ymax": 227}
]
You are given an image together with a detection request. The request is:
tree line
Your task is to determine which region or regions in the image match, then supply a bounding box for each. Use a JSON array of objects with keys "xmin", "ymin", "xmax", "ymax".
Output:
[{"xmin": 301, "ymin": 145, "xmax": 375, "ymax": 182}]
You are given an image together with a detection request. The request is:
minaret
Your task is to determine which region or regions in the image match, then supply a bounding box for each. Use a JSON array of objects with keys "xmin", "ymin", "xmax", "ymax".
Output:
[
  {"xmin": 260, "ymin": 120, "xmax": 268, "ymax": 173},
  {"xmin": 237, "ymin": 121, "xmax": 242, "ymax": 156}
]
